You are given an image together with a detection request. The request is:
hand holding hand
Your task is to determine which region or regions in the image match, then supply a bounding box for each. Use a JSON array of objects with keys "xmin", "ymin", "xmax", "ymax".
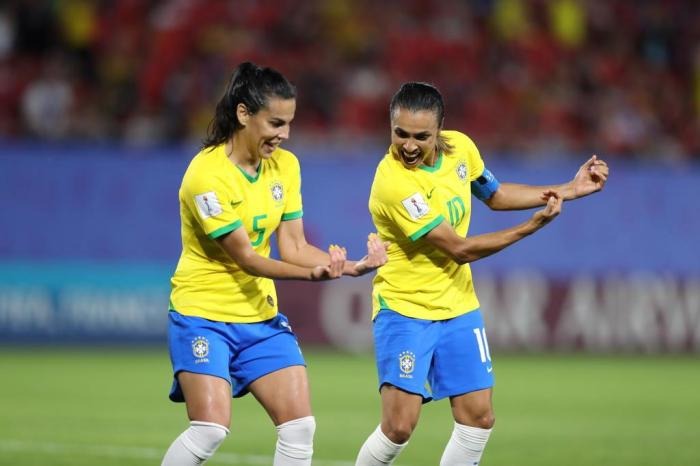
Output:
[
  {"xmin": 530, "ymin": 190, "xmax": 562, "ymax": 231},
  {"xmin": 310, "ymin": 244, "xmax": 347, "ymax": 280},
  {"xmin": 351, "ymin": 233, "xmax": 389, "ymax": 276}
]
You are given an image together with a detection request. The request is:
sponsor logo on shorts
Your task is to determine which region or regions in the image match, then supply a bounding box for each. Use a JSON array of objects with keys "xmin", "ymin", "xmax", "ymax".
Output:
[
  {"xmin": 399, "ymin": 351, "xmax": 415, "ymax": 378},
  {"xmin": 280, "ymin": 320, "xmax": 292, "ymax": 332},
  {"xmin": 191, "ymin": 336, "xmax": 210, "ymax": 364}
]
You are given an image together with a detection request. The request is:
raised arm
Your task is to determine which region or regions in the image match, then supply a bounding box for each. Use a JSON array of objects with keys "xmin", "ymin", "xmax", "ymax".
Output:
[
  {"xmin": 426, "ymin": 191, "xmax": 562, "ymax": 264},
  {"xmin": 485, "ymin": 155, "xmax": 609, "ymax": 210}
]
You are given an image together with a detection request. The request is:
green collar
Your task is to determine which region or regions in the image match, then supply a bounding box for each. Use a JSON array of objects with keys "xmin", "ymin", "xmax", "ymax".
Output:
[
  {"xmin": 418, "ymin": 151, "xmax": 443, "ymax": 173},
  {"xmin": 236, "ymin": 162, "xmax": 262, "ymax": 182}
]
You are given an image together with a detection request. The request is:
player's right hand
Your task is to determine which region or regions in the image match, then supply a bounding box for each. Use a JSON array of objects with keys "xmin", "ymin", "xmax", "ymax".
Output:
[
  {"xmin": 351, "ymin": 233, "xmax": 389, "ymax": 276},
  {"xmin": 530, "ymin": 190, "xmax": 562, "ymax": 230},
  {"xmin": 310, "ymin": 244, "xmax": 347, "ymax": 280}
]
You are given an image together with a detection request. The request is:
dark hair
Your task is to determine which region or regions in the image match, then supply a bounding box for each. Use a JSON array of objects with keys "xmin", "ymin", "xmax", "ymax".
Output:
[
  {"xmin": 389, "ymin": 82, "xmax": 453, "ymax": 154},
  {"xmin": 202, "ymin": 62, "xmax": 296, "ymax": 150}
]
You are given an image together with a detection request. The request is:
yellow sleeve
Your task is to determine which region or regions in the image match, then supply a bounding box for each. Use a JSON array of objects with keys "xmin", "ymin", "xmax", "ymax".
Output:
[
  {"xmin": 463, "ymin": 134, "xmax": 486, "ymax": 181},
  {"xmin": 181, "ymin": 163, "xmax": 243, "ymax": 239},
  {"xmin": 281, "ymin": 154, "xmax": 303, "ymax": 221},
  {"xmin": 441, "ymin": 130, "xmax": 485, "ymax": 180},
  {"xmin": 372, "ymin": 169, "xmax": 444, "ymax": 242}
]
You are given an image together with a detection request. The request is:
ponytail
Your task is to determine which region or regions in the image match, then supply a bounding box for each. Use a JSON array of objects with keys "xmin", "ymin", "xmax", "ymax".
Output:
[{"xmin": 202, "ymin": 62, "xmax": 296, "ymax": 150}]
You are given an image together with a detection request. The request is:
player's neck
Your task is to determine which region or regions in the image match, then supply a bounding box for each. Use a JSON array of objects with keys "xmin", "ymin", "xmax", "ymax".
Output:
[
  {"xmin": 422, "ymin": 149, "xmax": 438, "ymax": 167},
  {"xmin": 226, "ymin": 139, "xmax": 261, "ymax": 175}
]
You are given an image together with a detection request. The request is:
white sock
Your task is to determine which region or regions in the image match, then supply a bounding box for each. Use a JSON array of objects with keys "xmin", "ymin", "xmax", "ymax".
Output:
[
  {"xmin": 273, "ymin": 416, "xmax": 316, "ymax": 466},
  {"xmin": 161, "ymin": 421, "xmax": 229, "ymax": 465},
  {"xmin": 439, "ymin": 422, "xmax": 492, "ymax": 466},
  {"xmin": 355, "ymin": 425, "xmax": 408, "ymax": 466}
]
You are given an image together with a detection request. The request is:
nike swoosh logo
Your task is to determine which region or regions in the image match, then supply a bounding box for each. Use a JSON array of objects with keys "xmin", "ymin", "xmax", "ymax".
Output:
[
  {"xmin": 230, "ymin": 200, "xmax": 243, "ymax": 207},
  {"xmin": 486, "ymin": 366, "xmax": 493, "ymax": 373},
  {"xmin": 426, "ymin": 188, "xmax": 435, "ymax": 199}
]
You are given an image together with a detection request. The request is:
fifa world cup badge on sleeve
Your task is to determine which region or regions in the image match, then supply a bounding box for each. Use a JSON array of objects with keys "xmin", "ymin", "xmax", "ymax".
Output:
[
  {"xmin": 194, "ymin": 192, "xmax": 223, "ymax": 219},
  {"xmin": 401, "ymin": 193, "xmax": 429, "ymax": 220}
]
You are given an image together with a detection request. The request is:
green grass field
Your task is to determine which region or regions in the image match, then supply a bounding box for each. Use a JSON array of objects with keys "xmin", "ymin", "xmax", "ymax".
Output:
[{"xmin": 1, "ymin": 348, "xmax": 698, "ymax": 466}]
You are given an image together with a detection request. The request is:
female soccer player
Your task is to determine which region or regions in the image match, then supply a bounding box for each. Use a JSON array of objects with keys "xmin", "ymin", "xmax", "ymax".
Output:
[
  {"xmin": 355, "ymin": 82, "xmax": 608, "ymax": 466},
  {"xmin": 161, "ymin": 62, "xmax": 387, "ymax": 466}
]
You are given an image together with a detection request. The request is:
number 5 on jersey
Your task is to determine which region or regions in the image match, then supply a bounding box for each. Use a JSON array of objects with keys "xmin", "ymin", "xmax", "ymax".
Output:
[{"xmin": 251, "ymin": 214, "xmax": 267, "ymax": 246}]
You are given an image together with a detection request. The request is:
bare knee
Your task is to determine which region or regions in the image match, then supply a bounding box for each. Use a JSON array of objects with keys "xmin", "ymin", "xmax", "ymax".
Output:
[
  {"xmin": 178, "ymin": 372, "xmax": 232, "ymax": 427},
  {"xmin": 459, "ymin": 405, "xmax": 495, "ymax": 429},
  {"xmin": 451, "ymin": 389, "xmax": 495, "ymax": 430},
  {"xmin": 382, "ymin": 418, "xmax": 417, "ymax": 444},
  {"xmin": 379, "ymin": 384, "xmax": 423, "ymax": 444},
  {"xmin": 473, "ymin": 412, "xmax": 495, "ymax": 430}
]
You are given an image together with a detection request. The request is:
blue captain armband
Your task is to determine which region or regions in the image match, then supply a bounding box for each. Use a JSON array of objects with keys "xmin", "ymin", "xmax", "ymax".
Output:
[{"xmin": 471, "ymin": 168, "xmax": 500, "ymax": 201}]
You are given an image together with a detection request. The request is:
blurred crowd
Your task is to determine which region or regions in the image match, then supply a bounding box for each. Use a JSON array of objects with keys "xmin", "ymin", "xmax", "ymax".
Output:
[{"xmin": 0, "ymin": 0, "xmax": 698, "ymax": 161}]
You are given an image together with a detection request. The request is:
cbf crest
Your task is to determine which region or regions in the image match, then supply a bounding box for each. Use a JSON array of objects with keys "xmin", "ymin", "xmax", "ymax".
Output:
[
  {"xmin": 192, "ymin": 336, "xmax": 210, "ymax": 363},
  {"xmin": 270, "ymin": 181, "xmax": 284, "ymax": 205},
  {"xmin": 399, "ymin": 351, "xmax": 416, "ymax": 378},
  {"xmin": 456, "ymin": 160, "xmax": 468, "ymax": 184}
]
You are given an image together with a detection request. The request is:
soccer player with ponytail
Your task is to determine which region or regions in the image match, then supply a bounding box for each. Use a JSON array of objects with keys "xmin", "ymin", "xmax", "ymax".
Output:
[{"xmin": 161, "ymin": 62, "xmax": 387, "ymax": 466}]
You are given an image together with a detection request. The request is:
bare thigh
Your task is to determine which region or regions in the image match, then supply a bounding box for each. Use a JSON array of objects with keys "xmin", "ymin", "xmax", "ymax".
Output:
[
  {"xmin": 178, "ymin": 371, "xmax": 233, "ymax": 427},
  {"xmin": 449, "ymin": 387, "xmax": 495, "ymax": 429},
  {"xmin": 379, "ymin": 384, "xmax": 423, "ymax": 444},
  {"xmin": 248, "ymin": 365, "xmax": 312, "ymax": 426}
]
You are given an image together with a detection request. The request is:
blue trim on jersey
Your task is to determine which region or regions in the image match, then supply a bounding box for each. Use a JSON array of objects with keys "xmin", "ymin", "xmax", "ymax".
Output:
[{"xmin": 471, "ymin": 168, "xmax": 500, "ymax": 201}]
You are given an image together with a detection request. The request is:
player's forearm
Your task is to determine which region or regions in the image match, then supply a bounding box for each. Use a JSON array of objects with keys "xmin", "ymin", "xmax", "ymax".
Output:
[
  {"xmin": 236, "ymin": 252, "xmax": 313, "ymax": 280},
  {"xmin": 454, "ymin": 220, "xmax": 538, "ymax": 264},
  {"xmin": 342, "ymin": 260, "xmax": 363, "ymax": 276},
  {"xmin": 489, "ymin": 182, "xmax": 571, "ymax": 210},
  {"xmin": 280, "ymin": 242, "xmax": 330, "ymax": 268},
  {"xmin": 218, "ymin": 230, "xmax": 315, "ymax": 280}
]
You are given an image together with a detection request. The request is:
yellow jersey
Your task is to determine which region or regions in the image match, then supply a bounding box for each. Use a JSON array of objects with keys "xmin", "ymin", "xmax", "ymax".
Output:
[
  {"xmin": 369, "ymin": 130, "xmax": 485, "ymax": 320},
  {"xmin": 169, "ymin": 144, "xmax": 303, "ymax": 323}
]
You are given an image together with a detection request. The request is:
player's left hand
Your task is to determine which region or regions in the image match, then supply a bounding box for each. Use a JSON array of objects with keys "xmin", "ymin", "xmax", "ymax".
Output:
[
  {"xmin": 572, "ymin": 154, "xmax": 609, "ymax": 198},
  {"xmin": 348, "ymin": 233, "xmax": 389, "ymax": 276},
  {"xmin": 309, "ymin": 244, "xmax": 347, "ymax": 280},
  {"xmin": 327, "ymin": 244, "xmax": 347, "ymax": 278}
]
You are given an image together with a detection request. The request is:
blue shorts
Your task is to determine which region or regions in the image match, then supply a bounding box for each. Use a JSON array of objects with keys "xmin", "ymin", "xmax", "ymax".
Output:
[
  {"xmin": 373, "ymin": 308, "xmax": 494, "ymax": 402},
  {"xmin": 167, "ymin": 310, "xmax": 305, "ymax": 401}
]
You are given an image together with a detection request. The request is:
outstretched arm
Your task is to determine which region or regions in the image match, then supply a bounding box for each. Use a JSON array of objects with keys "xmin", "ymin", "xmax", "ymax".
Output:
[
  {"xmin": 342, "ymin": 233, "xmax": 389, "ymax": 277},
  {"xmin": 427, "ymin": 191, "xmax": 563, "ymax": 264},
  {"xmin": 277, "ymin": 218, "xmax": 388, "ymax": 277},
  {"xmin": 485, "ymin": 155, "xmax": 609, "ymax": 210},
  {"xmin": 218, "ymin": 224, "xmax": 345, "ymax": 281},
  {"xmin": 276, "ymin": 218, "xmax": 347, "ymax": 277}
]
